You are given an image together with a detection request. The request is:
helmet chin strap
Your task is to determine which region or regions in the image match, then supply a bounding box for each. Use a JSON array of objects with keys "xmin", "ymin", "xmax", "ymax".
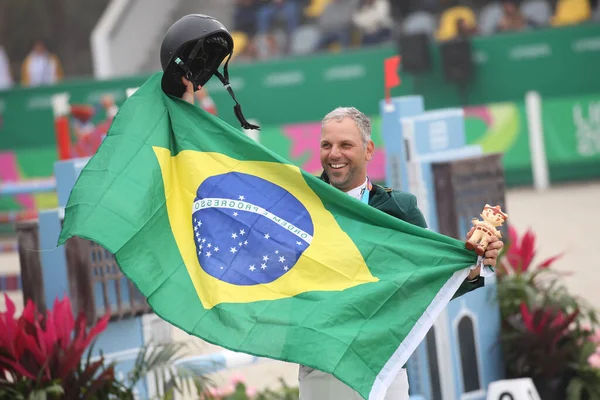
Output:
[
  {"xmin": 175, "ymin": 40, "xmax": 260, "ymax": 131},
  {"xmin": 213, "ymin": 52, "xmax": 260, "ymax": 131}
]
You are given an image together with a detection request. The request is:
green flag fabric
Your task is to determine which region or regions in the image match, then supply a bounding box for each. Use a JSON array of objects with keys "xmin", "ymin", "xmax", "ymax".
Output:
[{"xmin": 58, "ymin": 73, "xmax": 483, "ymax": 399}]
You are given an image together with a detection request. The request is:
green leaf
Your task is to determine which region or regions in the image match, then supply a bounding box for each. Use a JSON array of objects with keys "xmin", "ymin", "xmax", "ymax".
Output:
[
  {"xmin": 27, "ymin": 390, "xmax": 46, "ymax": 400},
  {"xmin": 44, "ymin": 384, "xmax": 64, "ymax": 396},
  {"xmin": 566, "ymin": 377, "xmax": 584, "ymax": 400}
]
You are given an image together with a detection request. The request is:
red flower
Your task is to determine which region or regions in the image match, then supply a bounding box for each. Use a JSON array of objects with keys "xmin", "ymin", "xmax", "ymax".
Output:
[
  {"xmin": 0, "ymin": 293, "xmax": 110, "ymax": 386},
  {"xmin": 504, "ymin": 226, "xmax": 563, "ymax": 273},
  {"xmin": 519, "ymin": 302, "xmax": 579, "ymax": 346}
]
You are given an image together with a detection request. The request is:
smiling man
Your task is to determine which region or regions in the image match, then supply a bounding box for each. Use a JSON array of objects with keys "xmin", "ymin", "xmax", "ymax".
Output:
[{"xmin": 297, "ymin": 106, "xmax": 504, "ymax": 400}]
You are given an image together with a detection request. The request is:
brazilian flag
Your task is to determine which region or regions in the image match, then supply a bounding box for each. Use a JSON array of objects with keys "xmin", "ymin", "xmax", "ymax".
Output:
[{"xmin": 58, "ymin": 73, "xmax": 483, "ymax": 400}]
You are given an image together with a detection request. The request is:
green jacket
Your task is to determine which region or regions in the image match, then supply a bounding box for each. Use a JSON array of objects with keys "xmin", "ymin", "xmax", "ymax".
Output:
[{"xmin": 319, "ymin": 173, "xmax": 484, "ymax": 299}]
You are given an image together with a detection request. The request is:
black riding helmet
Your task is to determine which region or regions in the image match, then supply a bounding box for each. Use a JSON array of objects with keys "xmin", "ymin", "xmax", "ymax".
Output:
[{"xmin": 160, "ymin": 14, "xmax": 259, "ymax": 130}]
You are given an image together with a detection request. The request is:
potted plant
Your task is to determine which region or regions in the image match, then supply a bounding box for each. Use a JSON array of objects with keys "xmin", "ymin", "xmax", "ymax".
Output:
[
  {"xmin": 200, "ymin": 375, "xmax": 299, "ymax": 400},
  {"xmin": 496, "ymin": 226, "xmax": 600, "ymax": 399},
  {"xmin": 0, "ymin": 293, "xmax": 214, "ymax": 399},
  {"xmin": 0, "ymin": 294, "xmax": 120, "ymax": 399}
]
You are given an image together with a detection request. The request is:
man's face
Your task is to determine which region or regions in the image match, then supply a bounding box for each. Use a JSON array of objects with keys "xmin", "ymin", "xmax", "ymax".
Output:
[
  {"xmin": 33, "ymin": 41, "xmax": 46, "ymax": 54},
  {"xmin": 320, "ymin": 117, "xmax": 374, "ymax": 191}
]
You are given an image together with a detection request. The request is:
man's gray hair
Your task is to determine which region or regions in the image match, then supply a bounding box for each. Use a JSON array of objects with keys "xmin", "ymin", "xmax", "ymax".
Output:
[{"xmin": 321, "ymin": 107, "xmax": 372, "ymax": 146}]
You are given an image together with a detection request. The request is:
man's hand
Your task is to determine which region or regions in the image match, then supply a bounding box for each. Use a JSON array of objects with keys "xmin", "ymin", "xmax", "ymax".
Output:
[
  {"xmin": 465, "ymin": 227, "xmax": 504, "ymax": 280},
  {"xmin": 181, "ymin": 76, "xmax": 195, "ymax": 105}
]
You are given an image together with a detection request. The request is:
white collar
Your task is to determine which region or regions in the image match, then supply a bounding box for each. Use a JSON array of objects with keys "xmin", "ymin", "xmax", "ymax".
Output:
[{"xmin": 344, "ymin": 177, "xmax": 368, "ymax": 200}]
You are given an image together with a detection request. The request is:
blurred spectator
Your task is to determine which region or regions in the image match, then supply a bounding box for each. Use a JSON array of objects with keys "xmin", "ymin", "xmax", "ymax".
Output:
[
  {"xmin": 233, "ymin": 0, "xmax": 260, "ymax": 59},
  {"xmin": 100, "ymin": 94, "xmax": 119, "ymax": 119},
  {"xmin": 257, "ymin": 0, "xmax": 304, "ymax": 53},
  {"xmin": 436, "ymin": 2, "xmax": 478, "ymax": 41},
  {"xmin": 0, "ymin": 45, "xmax": 13, "ymax": 90},
  {"xmin": 195, "ymin": 87, "xmax": 218, "ymax": 115},
  {"xmin": 234, "ymin": 0, "xmax": 260, "ymax": 37},
  {"xmin": 496, "ymin": 0, "xmax": 537, "ymax": 32},
  {"xmin": 20, "ymin": 40, "xmax": 64, "ymax": 87},
  {"xmin": 389, "ymin": 0, "xmax": 413, "ymax": 21},
  {"xmin": 352, "ymin": 0, "xmax": 394, "ymax": 45},
  {"xmin": 551, "ymin": 0, "xmax": 592, "ymax": 26},
  {"xmin": 316, "ymin": 0, "xmax": 359, "ymax": 50}
]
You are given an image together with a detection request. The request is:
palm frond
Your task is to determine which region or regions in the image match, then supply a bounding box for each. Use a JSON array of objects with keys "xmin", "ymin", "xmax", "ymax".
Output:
[{"xmin": 125, "ymin": 340, "xmax": 216, "ymax": 399}]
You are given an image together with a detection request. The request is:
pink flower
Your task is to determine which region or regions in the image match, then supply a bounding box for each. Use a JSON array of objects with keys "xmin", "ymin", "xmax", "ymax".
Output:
[
  {"xmin": 588, "ymin": 352, "xmax": 600, "ymax": 369},
  {"xmin": 591, "ymin": 330, "xmax": 600, "ymax": 345},
  {"xmin": 230, "ymin": 373, "xmax": 245, "ymax": 385},
  {"xmin": 246, "ymin": 386, "xmax": 257, "ymax": 397},
  {"xmin": 216, "ymin": 384, "xmax": 235, "ymax": 396}
]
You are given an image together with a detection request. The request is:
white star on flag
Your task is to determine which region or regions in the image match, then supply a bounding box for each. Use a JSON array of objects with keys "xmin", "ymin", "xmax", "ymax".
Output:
[
  {"xmin": 249, "ymin": 265, "xmax": 256, "ymax": 271},
  {"xmin": 279, "ymin": 256, "xmax": 286, "ymax": 263},
  {"xmin": 231, "ymin": 232, "xmax": 238, "ymax": 239},
  {"xmin": 238, "ymin": 195, "xmax": 245, "ymax": 201},
  {"xmin": 264, "ymin": 233, "xmax": 270, "ymax": 239},
  {"xmin": 261, "ymin": 263, "xmax": 267, "ymax": 270}
]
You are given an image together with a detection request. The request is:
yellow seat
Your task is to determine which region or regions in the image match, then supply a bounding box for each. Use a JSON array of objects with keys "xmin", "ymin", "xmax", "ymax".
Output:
[
  {"xmin": 551, "ymin": 0, "xmax": 592, "ymax": 26},
  {"xmin": 230, "ymin": 31, "xmax": 249, "ymax": 60},
  {"xmin": 436, "ymin": 6, "xmax": 477, "ymax": 42},
  {"xmin": 304, "ymin": 0, "xmax": 331, "ymax": 18}
]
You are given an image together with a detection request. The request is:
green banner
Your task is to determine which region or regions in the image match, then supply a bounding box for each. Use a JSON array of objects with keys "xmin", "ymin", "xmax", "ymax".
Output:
[
  {"xmin": 542, "ymin": 94, "xmax": 600, "ymax": 182},
  {"xmin": 2, "ymin": 96, "xmax": 600, "ymax": 213},
  {"xmin": 2, "ymin": 23, "xmax": 600, "ymax": 151}
]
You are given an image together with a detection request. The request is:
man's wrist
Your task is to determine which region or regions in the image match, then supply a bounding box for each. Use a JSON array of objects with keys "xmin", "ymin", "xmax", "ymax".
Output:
[{"xmin": 467, "ymin": 268, "xmax": 481, "ymax": 280}]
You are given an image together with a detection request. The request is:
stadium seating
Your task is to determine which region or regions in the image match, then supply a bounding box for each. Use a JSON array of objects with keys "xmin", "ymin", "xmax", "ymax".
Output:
[
  {"xmin": 402, "ymin": 11, "xmax": 438, "ymax": 37},
  {"xmin": 304, "ymin": 0, "xmax": 331, "ymax": 18},
  {"xmin": 436, "ymin": 5, "xmax": 478, "ymax": 41},
  {"xmin": 521, "ymin": 0, "xmax": 554, "ymax": 26},
  {"xmin": 551, "ymin": 0, "xmax": 593, "ymax": 26},
  {"xmin": 290, "ymin": 24, "xmax": 321, "ymax": 55},
  {"xmin": 478, "ymin": 2, "xmax": 504, "ymax": 35}
]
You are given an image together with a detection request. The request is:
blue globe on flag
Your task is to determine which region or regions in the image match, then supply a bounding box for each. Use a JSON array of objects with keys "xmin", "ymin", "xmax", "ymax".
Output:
[{"xmin": 191, "ymin": 172, "xmax": 314, "ymax": 286}]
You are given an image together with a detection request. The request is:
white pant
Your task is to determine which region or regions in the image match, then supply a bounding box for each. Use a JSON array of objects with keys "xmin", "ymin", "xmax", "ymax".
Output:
[{"xmin": 298, "ymin": 366, "xmax": 409, "ymax": 400}]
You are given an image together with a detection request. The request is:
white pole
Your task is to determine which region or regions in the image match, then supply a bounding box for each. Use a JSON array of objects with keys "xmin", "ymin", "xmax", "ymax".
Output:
[
  {"xmin": 90, "ymin": 0, "xmax": 131, "ymax": 79},
  {"xmin": 51, "ymin": 92, "xmax": 71, "ymax": 117},
  {"xmin": 126, "ymin": 87, "xmax": 139, "ymax": 98},
  {"xmin": 243, "ymin": 119, "xmax": 261, "ymax": 143},
  {"xmin": 525, "ymin": 91, "xmax": 549, "ymax": 191}
]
